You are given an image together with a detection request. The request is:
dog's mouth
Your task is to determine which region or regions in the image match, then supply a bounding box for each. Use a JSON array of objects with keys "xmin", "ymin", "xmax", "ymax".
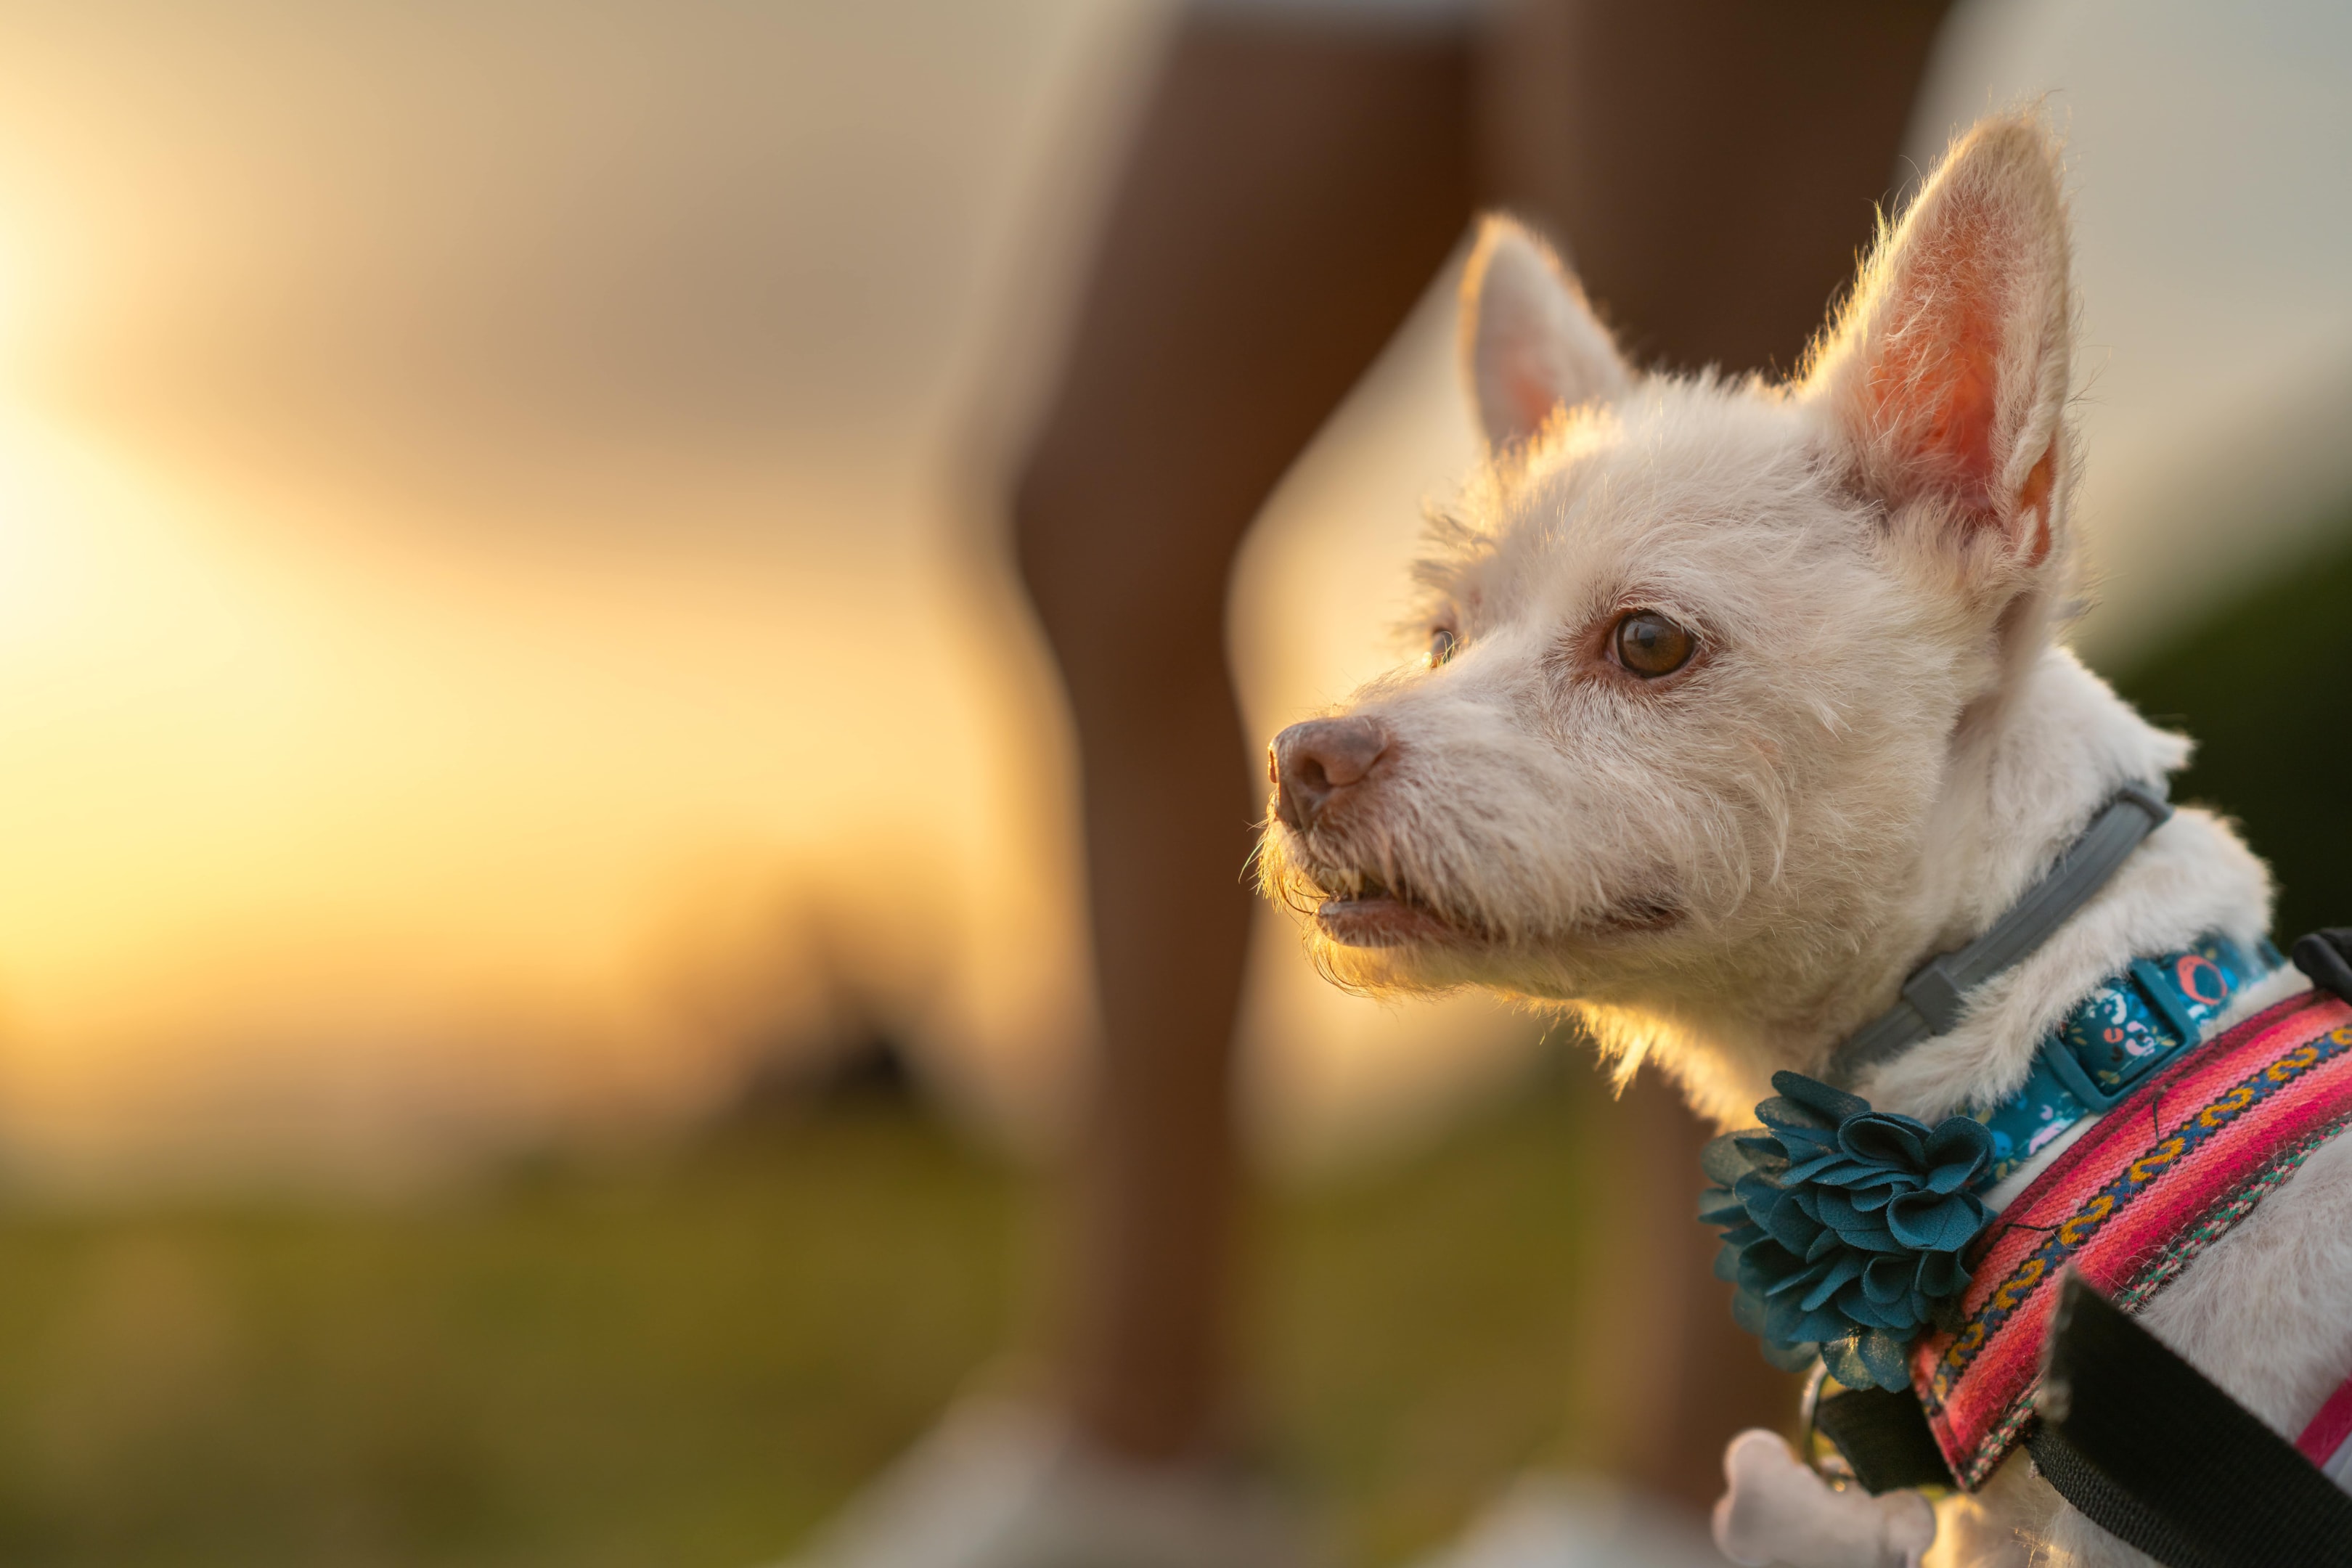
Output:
[
  {"xmin": 1300, "ymin": 862, "xmax": 1682, "ymax": 951},
  {"xmin": 1312, "ymin": 869, "xmax": 1478, "ymax": 950},
  {"xmin": 1276, "ymin": 822, "xmax": 1687, "ymax": 953}
]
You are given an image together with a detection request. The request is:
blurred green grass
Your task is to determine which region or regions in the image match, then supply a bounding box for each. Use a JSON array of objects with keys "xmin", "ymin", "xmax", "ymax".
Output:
[
  {"xmin": 0, "ymin": 1108, "xmax": 1036, "ymax": 1568},
  {"xmin": 0, "ymin": 1061, "xmax": 1623, "ymax": 1568}
]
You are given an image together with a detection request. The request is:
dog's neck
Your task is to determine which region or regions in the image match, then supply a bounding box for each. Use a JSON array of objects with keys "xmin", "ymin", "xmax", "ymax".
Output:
[{"xmin": 1651, "ymin": 645, "xmax": 2279, "ymax": 1128}]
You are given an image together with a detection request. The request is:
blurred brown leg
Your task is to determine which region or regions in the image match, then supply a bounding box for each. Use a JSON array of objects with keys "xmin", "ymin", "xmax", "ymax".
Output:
[
  {"xmin": 1474, "ymin": 0, "xmax": 1959, "ymax": 1510},
  {"xmin": 1583, "ymin": 1075, "xmax": 1802, "ymax": 1513},
  {"xmin": 1012, "ymin": 13, "xmax": 1476, "ymax": 1463},
  {"xmin": 1015, "ymin": 0, "xmax": 1957, "ymax": 1497},
  {"xmin": 1483, "ymin": 0, "xmax": 1956, "ymax": 377}
]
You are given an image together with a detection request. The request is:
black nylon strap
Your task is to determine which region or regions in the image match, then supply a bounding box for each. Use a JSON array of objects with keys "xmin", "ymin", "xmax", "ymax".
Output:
[
  {"xmin": 1815, "ymin": 1386, "xmax": 1956, "ymax": 1494},
  {"xmin": 2028, "ymin": 1273, "xmax": 2352, "ymax": 1568},
  {"xmin": 2024, "ymin": 1428, "xmax": 2233, "ymax": 1568},
  {"xmin": 2293, "ymin": 927, "xmax": 2352, "ymax": 1005}
]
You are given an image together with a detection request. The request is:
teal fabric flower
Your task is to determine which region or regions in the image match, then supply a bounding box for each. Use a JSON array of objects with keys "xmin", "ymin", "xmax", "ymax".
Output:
[{"xmin": 1701, "ymin": 1071, "xmax": 1995, "ymax": 1390}]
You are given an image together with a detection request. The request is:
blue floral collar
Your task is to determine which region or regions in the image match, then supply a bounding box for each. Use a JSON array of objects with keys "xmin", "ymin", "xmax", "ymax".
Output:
[
  {"xmin": 1973, "ymin": 931, "xmax": 2281, "ymax": 1185},
  {"xmin": 1702, "ymin": 931, "xmax": 2284, "ymax": 1389}
]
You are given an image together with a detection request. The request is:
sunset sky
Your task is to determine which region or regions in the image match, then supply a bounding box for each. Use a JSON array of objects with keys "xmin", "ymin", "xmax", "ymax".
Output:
[{"xmin": 0, "ymin": 0, "xmax": 2344, "ymax": 1188}]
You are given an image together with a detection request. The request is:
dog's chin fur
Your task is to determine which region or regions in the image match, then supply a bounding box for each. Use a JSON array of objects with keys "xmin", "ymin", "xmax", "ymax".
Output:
[{"xmin": 1256, "ymin": 115, "xmax": 2352, "ymax": 1566}]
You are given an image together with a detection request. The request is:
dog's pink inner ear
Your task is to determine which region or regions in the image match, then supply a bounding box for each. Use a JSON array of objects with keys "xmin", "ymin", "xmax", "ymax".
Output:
[
  {"xmin": 1499, "ymin": 346, "xmax": 1569, "ymax": 436},
  {"xmin": 1816, "ymin": 118, "xmax": 2071, "ymax": 568},
  {"xmin": 2016, "ymin": 444, "xmax": 2057, "ymax": 567},
  {"xmin": 1865, "ymin": 192, "xmax": 2006, "ymax": 516}
]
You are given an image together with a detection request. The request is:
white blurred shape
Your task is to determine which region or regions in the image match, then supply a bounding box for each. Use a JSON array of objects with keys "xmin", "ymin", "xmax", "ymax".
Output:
[
  {"xmin": 777, "ymin": 1397, "xmax": 1309, "ymax": 1568},
  {"xmin": 1712, "ymin": 1431, "xmax": 1935, "ymax": 1568},
  {"xmin": 1409, "ymin": 1472, "xmax": 1726, "ymax": 1568}
]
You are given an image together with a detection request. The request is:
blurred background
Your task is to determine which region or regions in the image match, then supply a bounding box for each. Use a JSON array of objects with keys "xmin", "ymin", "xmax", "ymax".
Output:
[{"xmin": 0, "ymin": 1, "xmax": 2345, "ymax": 1563}]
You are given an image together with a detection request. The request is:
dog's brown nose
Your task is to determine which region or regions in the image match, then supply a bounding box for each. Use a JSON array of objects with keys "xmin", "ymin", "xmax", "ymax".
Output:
[{"xmin": 1270, "ymin": 716, "xmax": 1389, "ymax": 833}]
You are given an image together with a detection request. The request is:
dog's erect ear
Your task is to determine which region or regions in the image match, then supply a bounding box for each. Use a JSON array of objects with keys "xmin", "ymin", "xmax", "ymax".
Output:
[
  {"xmin": 1804, "ymin": 116, "xmax": 2073, "ymax": 581},
  {"xmin": 1460, "ymin": 216, "xmax": 1630, "ymax": 448}
]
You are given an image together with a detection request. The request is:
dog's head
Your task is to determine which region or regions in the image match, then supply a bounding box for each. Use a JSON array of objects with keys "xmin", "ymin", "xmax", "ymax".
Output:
[{"xmin": 1258, "ymin": 117, "xmax": 2086, "ymax": 1101}]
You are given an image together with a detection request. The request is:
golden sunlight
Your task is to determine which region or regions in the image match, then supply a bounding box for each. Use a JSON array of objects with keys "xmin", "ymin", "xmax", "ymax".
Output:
[
  {"xmin": 0, "ymin": 2, "xmax": 1131, "ymax": 1187},
  {"xmin": 0, "ymin": 401, "xmax": 1075, "ymax": 1184},
  {"xmin": 0, "ymin": 0, "xmax": 2339, "ymax": 1194}
]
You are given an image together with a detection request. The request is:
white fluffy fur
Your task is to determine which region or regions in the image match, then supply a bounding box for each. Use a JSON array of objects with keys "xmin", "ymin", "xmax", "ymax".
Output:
[{"xmin": 1256, "ymin": 116, "xmax": 2352, "ymax": 1565}]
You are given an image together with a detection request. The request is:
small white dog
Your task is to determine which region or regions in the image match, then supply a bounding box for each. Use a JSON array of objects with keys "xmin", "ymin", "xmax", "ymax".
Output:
[{"xmin": 1257, "ymin": 115, "xmax": 2352, "ymax": 1567}]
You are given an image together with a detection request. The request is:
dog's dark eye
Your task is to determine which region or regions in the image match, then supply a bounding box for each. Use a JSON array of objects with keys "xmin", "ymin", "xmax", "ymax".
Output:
[
  {"xmin": 1426, "ymin": 626, "xmax": 1458, "ymax": 667},
  {"xmin": 1614, "ymin": 611, "xmax": 1695, "ymax": 677}
]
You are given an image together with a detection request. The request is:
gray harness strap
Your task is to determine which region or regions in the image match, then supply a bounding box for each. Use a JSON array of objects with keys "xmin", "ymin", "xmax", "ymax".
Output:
[{"xmin": 1827, "ymin": 782, "xmax": 2173, "ymax": 1086}]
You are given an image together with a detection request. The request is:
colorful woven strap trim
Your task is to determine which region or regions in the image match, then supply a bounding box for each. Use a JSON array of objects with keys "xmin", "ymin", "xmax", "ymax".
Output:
[{"xmin": 1911, "ymin": 987, "xmax": 2352, "ymax": 1489}]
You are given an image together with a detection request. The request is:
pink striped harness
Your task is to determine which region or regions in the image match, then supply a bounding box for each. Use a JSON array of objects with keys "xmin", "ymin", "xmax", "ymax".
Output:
[{"xmin": 1911, "ymin": 987, "xmax": 2352, "ymax": 1489}]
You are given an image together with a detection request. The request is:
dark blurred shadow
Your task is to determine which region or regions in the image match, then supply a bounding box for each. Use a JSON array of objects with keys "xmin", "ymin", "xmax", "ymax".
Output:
[{"xmin": 2112, "ymin": 491, "xmax": 2352, "ymax": 940}]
